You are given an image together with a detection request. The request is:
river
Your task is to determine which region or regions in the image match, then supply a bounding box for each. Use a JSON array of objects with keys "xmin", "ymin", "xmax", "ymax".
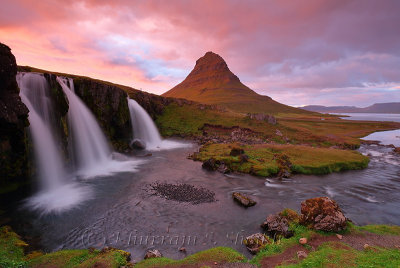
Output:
[{"xmin": 11, "ymin": 114, "xmax": 400, "ymax": 261}]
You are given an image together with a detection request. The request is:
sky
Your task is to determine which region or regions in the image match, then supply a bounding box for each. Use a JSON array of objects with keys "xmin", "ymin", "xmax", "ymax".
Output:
[{"xmin": 1, "ymin": 0, "xmax": 400, "ymax": 107}]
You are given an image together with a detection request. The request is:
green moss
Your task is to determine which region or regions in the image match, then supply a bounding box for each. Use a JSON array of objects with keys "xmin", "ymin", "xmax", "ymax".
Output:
[
  {"xmin": 194, "ymin": 143, "xmax": 369, "ymax": 177},
  {"xmin": 0, "ymin": 226, "xmax": 28, "ymax": 268},
  {"xmin": 358, "ymin": 225, "xmax": 400, "ymax": 235},
  {"xmin": 135, "ymin": 247, "xmax": 245, "ymax": 268}
]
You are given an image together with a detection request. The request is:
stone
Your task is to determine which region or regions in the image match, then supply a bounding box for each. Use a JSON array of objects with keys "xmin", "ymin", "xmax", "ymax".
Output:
[
  {"xmin": 247, "ymin": 113, "xmax": 277, "ymax": 125},
  {"xmin": 179, "ymin": 247, "xmax": 186, "ymax": 253},
  {"xmin": 261, "ymin": 214, "xmax": 293, "ymax": 239},
  {"xmin": 363, "ymin": 244, "xmax": 370, "ymax": 250},
  {"xmin": 276, "ymin": 129, "xmax": 283, "ymax": 136},
  {"xmin": 202, "ymin": 158, "xmax": 219, "ymax": 171},
  {"xmin": 243, "ymin": 233, "xmax": 270, "ymax": 254},
  {"xmin": 230, "ymin": 147, "xmax": 244, "ymax": 156},
  {"xmin": 299, "ymin": 238, "xmax": 307, "ymax": 245},
  {"xmin": 217, "ymin": 162, "xmax": 230, "ymax": 174},
  {"xmin": 300, "ymin": 197, "xmax": 348, "ymax": 232},
  {"xmin": 394, "ymin": 147, "xmax": 400, "ymax": 154},
  {"xmin": 130, "ymin": 139, "xmax": 146, "ymax": 150},
  {"xmin": 232, "ymin": 192, "xmax": 257, "ymax": 207},
  {"xmin": 336, "ymin": 234, "xmax": 343, "ymax": 240},
  {"xmin": 144, "ymin": 249, "xmax": 162, "ymax": 259},
  {"xmin": 297, "ymin": 250, "xmax": 308, "ymax": 259}
]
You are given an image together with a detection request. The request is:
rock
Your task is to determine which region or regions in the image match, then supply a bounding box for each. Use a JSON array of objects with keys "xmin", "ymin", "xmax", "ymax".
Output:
[
  {"xmin": 300, "ymin": 197, "xmax": 348, "ymax": 232},
  {"xmin": 276, "ymin": 129, "xmax": 283, "ymax": 136},
  {"xmin": 230, "ymin": 147, "xmax": 244, "ymax": 156},
  {"xmin": 247, "ymin": 113, "xmax": 277, "ymax": 125},
  {"xmin": 299, "ymin": 238, "xmax": 307, "ymax": 245},
  {"xmin": 336, "ymin": 234, "xmax": 343, "ymax": 240},
  {"xmin": 239, "ymin": 154, "xmax": 249, "ymax": 163},
  {"xmin": 131, "ymin": 139, "xmax": 146, "ymax": 150},
  {"xmin": 394, "ymin": 147, "xmax": 400, "ymax": 154},
  {"xmin": 297, "ymin": 250, "xmax": 308, "ymax": 259},
  {"xmin": 144, "ymin": 249, "xmax": 162, "ymax": 259},
  {"xmin": 217, "ymin": 162, "xmax": 230, "ymax": 174},
  {"xmin": 363, "ymin": 244, "xmax": 370, "ymax": 250},
  {"xmin": 243, "ymin": 233, "xmax": 270, "ymax": 254},
  {"xmin": 179, "ymin": 247, "xmax": 186, "ymax": 253},
  {"xmin": 0, "ymin": 42, "xmax": 30, "ymax": 191},
  {"xmin": 261, "ymin": 214, "xmax": 293, "ymax": 239},
  {"xmin": 232, "ymin": 192, "xmax": 256, "ymax": 207},
  {"xmin": 202, "ymin": 158, "xmax": 219, "ymax": 171}
]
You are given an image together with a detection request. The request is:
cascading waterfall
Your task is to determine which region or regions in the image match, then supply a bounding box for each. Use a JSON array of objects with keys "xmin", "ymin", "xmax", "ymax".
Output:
[
  {"xmin": 17, "ymin": 73, "xmax": 92, "ymax": 214},
  {"xmin": 57, "ymin": 77, "xmax": 141, "ymax": 178},
  {"xmin": 17, "ymin": 73, "xmax": 66, "ymax": 190},
  {"xmin": 57, "ymin": 77, "xmax": 111, "ymax": 175},
  {"xmin": 127, "ymin": 98, "xmax": 190, "ymax": 150},
  {"xmin": 127, "ymin": 98, "xmax": 162, "ymax": 150}
]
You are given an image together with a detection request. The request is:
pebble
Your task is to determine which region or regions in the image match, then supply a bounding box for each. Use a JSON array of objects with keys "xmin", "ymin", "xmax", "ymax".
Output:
[
  {"xmin": 336, "ymin": 234, "xmax": 343, "ymax": 240},
  {"xmin": 299, "ymin": 238, "xmax": 307, "ymax": 245},
  {"xmin": 297, "ymin": 250, "xmax": 308, "ymax": 259}
]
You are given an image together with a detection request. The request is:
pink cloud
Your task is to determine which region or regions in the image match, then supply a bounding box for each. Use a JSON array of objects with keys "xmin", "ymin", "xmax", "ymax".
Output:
[{"xmin": 0, "ymin": 0, "xmax": 399, "ymax": 105}]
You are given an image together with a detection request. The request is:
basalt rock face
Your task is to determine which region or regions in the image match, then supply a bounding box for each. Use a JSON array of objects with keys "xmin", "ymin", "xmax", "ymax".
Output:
[
  {"xmin": 73, "ymin": 78, "xmax": 132, "ymax": 151},
  {"xmin": 0, "ymin": 43, "xmax": 30, "ymax": 192}
]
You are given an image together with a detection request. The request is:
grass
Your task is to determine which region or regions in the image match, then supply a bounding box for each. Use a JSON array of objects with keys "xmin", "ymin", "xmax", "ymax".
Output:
[
  {"xmin": 193, "ymin": 143, "xmax": 369, "ymax": 176},
  {"xmin": 0, "ymin": 226, "xmax": 28, "ymax": 268},
  {"xmin": 134, "ymin": 247, "xmax": 245, "ymax": 268},
  {"xmin": 357, "ymin": 225, "xmax": 400, "ymax": 235}
]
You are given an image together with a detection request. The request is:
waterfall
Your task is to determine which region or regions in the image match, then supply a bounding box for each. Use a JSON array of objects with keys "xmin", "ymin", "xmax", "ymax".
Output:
[
  {"xmin": 127, "ymin": 98, "xmax": 162, "ymax": 150},
  {"xmin": 127, "ymin": 98, "xmax": 190, "ymax": 150},
  {"xmin": 57, "ymin": 77, "xmax": 111, "ymax": 175},
  {"xmin": 17, "ymin": 73, "xmax": 92, "ymax": 214},
  {"xmin": 17, "ymin": 73, "xmax": 66, "ymax": 190}
]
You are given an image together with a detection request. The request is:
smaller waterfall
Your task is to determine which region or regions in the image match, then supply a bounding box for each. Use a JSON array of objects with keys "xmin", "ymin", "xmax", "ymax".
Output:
[
  {"xmin": 128, "ymin": 98, "xmax": 162, "ymax": 150},
  {"xmin": 127, "ymin": 98, "xmax": 190, "ymax": 150}
]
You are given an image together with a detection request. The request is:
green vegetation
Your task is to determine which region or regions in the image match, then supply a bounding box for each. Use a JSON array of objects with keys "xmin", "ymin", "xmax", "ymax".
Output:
[
  {"xmin": 0, "ymin": 226, "xmax": 28, "ymax": 267},
  {"xmin": 358, "ymin": 224, "xmax": 400, "ymax": 235},
  {"xmin": 193, "ymin": 143, "xmax": 369, "ymax": 176},
  {"xmin": 135, "ymin": 247, "xmax": 245, "ymax": 268}
]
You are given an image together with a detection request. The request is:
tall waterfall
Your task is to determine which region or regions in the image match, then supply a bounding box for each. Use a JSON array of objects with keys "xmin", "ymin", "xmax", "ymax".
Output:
[
  {"xmin": 57, "ymin": 77, "xmax": 111, "ymax": 175},
  {"xmin": 127, "ymin": 98, "xmax": 162, "ymax": 150},
  {"xmin": 17, "ymin": 73, "xmax": 92, "ymax": 214},
  {"xmin": 17, "ymin": 73, "xmax": 66, "ymax": 190}
]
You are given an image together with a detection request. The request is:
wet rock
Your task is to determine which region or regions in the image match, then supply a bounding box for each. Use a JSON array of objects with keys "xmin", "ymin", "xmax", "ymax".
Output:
[
  {"xmin": 261, "ymin": 214, "xmax": 293, "ymax": 239},
  {"xmin": 297, "ymin": 250, "xmax": 308, "ymax": 259},
  {"xmin": 243, "ymin": 233, "xmax": 270, "ymax": 254},
  {"xmin": 299, "ymin": 238, "xmax": 307, "ymax": 245},
  {"xmin": 144, "ymin": 249, "xmax": 162, "ymax": 259},
  {"xmin": 230, "ymin": 148, "xmax": 244, "ymax": 156},
  {"xmin": 300, "ymin": 197, "xmax": 348, "ymax": 232},
  {"xmin": 217, "ymin": 162, "xmax": 230, "ymax": 174},
  {"xmin": 179, "ymin": 247, "xmax": 186, "ymax": 253},
  {"xmin": 394, "ymin": 147, "xmax": 400, "ymax": 154},
  {"xmin": 131, "ymin": 139, "xmax": 146, "ymax": 150},
  {"xmin": 232, "ymin": 192, "xmax": 257, "ymax": 207},
  {"xmin": 202, "ymin": 158, "xmax": 219, "ymax": 171}
]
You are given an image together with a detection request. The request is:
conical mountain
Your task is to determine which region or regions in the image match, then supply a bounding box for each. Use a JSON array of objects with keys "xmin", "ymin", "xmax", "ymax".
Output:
[{"xmin": 163, "ymin": 52, "xmax": 312, "ymax": 115}]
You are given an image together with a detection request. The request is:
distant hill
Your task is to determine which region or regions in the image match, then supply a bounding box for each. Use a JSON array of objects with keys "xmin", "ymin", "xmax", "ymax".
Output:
[
  {"xmin": 302, "ymin": 103, "xmax": 400, "ymax": 114},
  {"xmin": 163, "ymin": 52, "xmax": 314, "ymax": 115}
]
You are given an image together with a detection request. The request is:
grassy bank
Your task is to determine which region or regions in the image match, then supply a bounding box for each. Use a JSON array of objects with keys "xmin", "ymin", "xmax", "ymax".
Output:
[{"xmin": 192, "ymin": 143, "xmax": 369, "ymax": 176}]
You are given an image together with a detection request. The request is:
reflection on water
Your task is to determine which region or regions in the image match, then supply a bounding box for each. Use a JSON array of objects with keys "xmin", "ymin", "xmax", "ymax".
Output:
[
  {"xmin": 333, "ymin": 113, "xmax": 400, "ymax": 122},
  {"xmin": 17, "ymin": 143, "xmax": 400, "ymax": 260}
]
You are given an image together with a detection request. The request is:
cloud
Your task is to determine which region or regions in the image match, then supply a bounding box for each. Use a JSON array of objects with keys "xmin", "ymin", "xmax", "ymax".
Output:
[{"xmin": 0, "ymin": 0, "xmax": 399, "ymax": 105}]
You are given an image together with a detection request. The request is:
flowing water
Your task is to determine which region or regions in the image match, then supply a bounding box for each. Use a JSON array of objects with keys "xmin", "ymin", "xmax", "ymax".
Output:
[
  {"xmin": 127, "ymin": 98, "xmax": 190, "ymax": 151},
  {"xmin": 14, "ymin": 95, "xmax": 400, "ymax": 260}
]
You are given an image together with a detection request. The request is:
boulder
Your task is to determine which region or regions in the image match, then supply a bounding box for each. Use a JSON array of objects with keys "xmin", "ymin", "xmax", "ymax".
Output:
[
  {"xmin": 247, "ymin": 113, "xmax": 277, "ymax": 125},
  {"xmin": 230, "ymin": 147, "xmax": 244, "ymax": 156},
  {"xmin": 144, "ymin": 249, "xmax": 162, "ymax": 259},
  {"xmin": 243, "ymin": 233, "xmax": 270, "ymax": 254},
  {"xmin": 394, "ymin": 147, "xmax": 400, "ymax": 154},
  {"xmin": 232, "ymin": 192, "xmax": 257, "ymax": 207},
  {"xmin": 130, "ymin": 139, "xmax": 146, "ymax": 150},
  {"xmin": 300, "ymin": 197, "xmax": 347, "ymax": 232},
  {"xmin": 202, "ymin": 158, "xmax": 219, "ymax": 171},
  {"xmin": 260, "ymin": 214, "xmax": 293, "ymax": 239}
]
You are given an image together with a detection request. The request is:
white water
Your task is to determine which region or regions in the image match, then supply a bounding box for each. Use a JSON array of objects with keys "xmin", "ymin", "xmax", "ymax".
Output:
[
  {"xmin": 17, "ymin": 73, "xmax": 92, "ymax": 214},
  {"xmin": 127, "ymin": 98, "xmax": 190, "ymax": 150},
  {"xmin": 58, "ymin": 78, "xmax": 143, "ymax": 178}
]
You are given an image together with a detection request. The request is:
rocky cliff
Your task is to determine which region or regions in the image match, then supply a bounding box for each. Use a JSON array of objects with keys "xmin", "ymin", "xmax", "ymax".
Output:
[{"xmin": 0, "ymin": 43, "xmax": 30, "ymax": 193}]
